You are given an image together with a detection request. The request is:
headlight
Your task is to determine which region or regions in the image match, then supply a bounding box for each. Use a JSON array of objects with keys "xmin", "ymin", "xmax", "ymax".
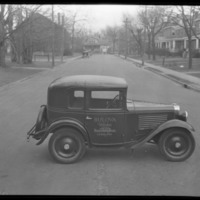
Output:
[
  {"xmin": 179, "ymin": 111, "xmax": 188, "ymax": 121},
  {"xmin": 182, "ymin": 111, "xmax": 188, "ymax": 119},
  {"xmin": 173, "ymin": 104, "xmax": 180, "ymax": 112}
]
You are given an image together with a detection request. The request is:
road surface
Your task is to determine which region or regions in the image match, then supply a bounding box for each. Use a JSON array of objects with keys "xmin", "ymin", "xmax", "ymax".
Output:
[{"xmin": 0, "ymin": 54, "xmax": 200, "ymax": 195}]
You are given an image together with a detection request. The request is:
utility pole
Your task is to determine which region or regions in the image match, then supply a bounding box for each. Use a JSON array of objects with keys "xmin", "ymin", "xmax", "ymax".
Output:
[
  {"xmin": 51, "ymin": 4, "xmax": 55, "ymax": 67},
  {"xmin": 17, "ymin": 5, "xmax": 23, "ymax": 64},
  {"xmin": 124, "ymin": 18, "xmax": 129, "ymax": 59},
  {"xmin": 71, "ymin": 21, "xmax": 75, "ymax": 55},
  {"xmin": 61, "ymin": 15, "xmax": 64, "ymax": 62},
  {"xmin": 142, "ymin": 6, "xmax": 147, "ymax": 66}
]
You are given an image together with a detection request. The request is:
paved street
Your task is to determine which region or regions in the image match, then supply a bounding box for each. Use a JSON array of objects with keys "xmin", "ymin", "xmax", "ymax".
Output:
[{"xmin": 0, "ymin": 54, "xmax": 200, "ymax": 195}]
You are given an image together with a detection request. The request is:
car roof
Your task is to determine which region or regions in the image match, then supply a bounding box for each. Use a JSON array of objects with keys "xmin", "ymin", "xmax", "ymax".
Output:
[{"xmin": 49, "ymin": 75, "xmax": 128, "ymax": 89}]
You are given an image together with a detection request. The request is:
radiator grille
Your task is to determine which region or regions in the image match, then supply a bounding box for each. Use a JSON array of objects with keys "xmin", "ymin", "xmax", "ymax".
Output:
[{"xmin": 138, "ymin": 114, "xmax": 168, "ymax": 130}]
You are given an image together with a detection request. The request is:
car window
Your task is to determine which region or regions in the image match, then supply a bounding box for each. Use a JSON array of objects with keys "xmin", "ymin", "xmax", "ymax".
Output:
[
  {"xmin": 89, "ymin": 91, "xmax": 122, "ymax": 109},
  {"xmin": 68, "ymin": 90, "xmax": 84, "ymax": 109}
]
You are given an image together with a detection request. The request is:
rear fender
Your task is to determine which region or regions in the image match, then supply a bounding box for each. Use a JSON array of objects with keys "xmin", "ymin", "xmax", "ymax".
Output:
[
  {"xmin": 35, "ymin": 105, "xmax": 47, "ymax": 132},
  {"xmin": 36, "ymin": 119, "xmax": 90, "ymax": 145},
  {"xmin": 130, "ymin": 119, "xmax": 195, "ymax": 149}
]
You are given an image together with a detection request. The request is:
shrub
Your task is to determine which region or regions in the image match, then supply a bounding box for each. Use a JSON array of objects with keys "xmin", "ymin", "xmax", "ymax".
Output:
[
  {"xmin": 63, "ymin": 48, "xmax": 72, "ymax": 56},
  {"xmin": 192, "ymin": 49, "xmax": 200, "ymax": 58},
  {"xmin": 148, "ymin": 48, "xmax": 183, "ymax": 57},
  {"xmin": 145, "ymin": 48, "xmax": 170, "ymax": 57},
  {"xmin": 168, "ymin": 51, "xmax": 182, "ymax": 57}
]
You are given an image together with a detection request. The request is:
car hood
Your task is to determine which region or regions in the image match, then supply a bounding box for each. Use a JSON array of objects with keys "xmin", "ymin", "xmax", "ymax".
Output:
[{"xmin": 127, "ymin": 99, "xmax": 178, "ymax": 111}]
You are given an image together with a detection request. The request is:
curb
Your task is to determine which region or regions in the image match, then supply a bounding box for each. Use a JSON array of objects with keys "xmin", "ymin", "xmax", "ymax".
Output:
[
  {"xmin": 117, "ymin": 55, "xmax": 200, "ymax": 93},
  {"xmin": 144, "ymin": 67, "xmax": 200, "ymax": 93},
  {"xmin": 0, "ymin": 56, "xmax": 81, "ymax": 91}
]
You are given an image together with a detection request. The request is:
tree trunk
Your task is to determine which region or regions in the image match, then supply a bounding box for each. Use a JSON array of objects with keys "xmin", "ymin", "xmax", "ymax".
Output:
[
  {"xmin": 152, "ymin": 35, "xmax": 156, "ymax": 61},
  {"xmin": 137, "ymin": 46, "xmax": 140, "ymax": 55},
  {"xmin": 17, "ymin": 51, "xmax": 21, "ymax": 64},
  {"xmin": 11, "ymin": 49, "xmax": 17, "ymax": 62},
  {"xmin": 147, "ymin": 33, "xmax": 151, "ymax": 60},
  {"xmin": 188, "ymin": 37, "xmax": 192, "ymax": 69},
  {"xmin": 29, "ymin": 17, "xmax": 33, "ymax": 64},
  {"xmin": 0, "ymin": 5, "xmax": 6, "ymax": 67},
  {"xmin": 71, "ymin": 23, "xmax": 75, "ymax": 55},
  {"xmin": 113, "ymin": 40, "xmax": 115, "ymax": 53},
  {"xmin": 10, "ymin": 40, "xmax": 18, "ymax": 62},
  {"xmin": 8, "ymin": 5, "xmax": 16, "ymax": 63},
  {"xmin": 140, "ymin": 43, "xmax": 144, "ymax": 66},
  {"xmin": 22, "ymin": 46, "xmax": 32, "ymax": 64},
  {"xmin": 0, "ymin": 43, "xmax": 6, "ymax": 67}
]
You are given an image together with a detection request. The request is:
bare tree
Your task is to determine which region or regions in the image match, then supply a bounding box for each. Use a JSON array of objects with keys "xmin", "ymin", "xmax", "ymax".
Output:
[
  {"xmin": 123, "ymin": 13, "xmax": 145, "ymax": 64},
  {"xmin": 0, "ymin": 4, "xmax": 43, "ymax": 66},
  {"xmin": 138, "ymin": 6, "xmax": 171, "ymax": 60},
  {"xmin": 129, "ymin": 25, "xmax": 144, "ymax": 63},
  {"xmin": 170, "ymin": 6, "xmax": 200, "ymax": 69},
  {"xmin": 65, "ymin": 10, "xmax": 87, "ymax": 54},
  {"xmin": 0, "ymin": 5, "xmax": 18, "ymax": 67},
  {"xmin": 103, "ymin": 26, "xmax": 119, "ymax": 53},
  {"xmin": 0, "ymin": 5, "xmax": 6, "ymax": 67}
]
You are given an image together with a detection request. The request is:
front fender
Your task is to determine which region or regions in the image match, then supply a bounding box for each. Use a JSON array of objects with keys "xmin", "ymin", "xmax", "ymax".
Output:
[
  {"xmin": 36, "ymin": 119, "xmax": 89, "ymax": 145},
  {"xmin": 152, "ymin": 119, "xmax": 195, "ymax": 134},
  {"xmin": 129, "ymin": 119, "xmax": 195, "ymax": 149}
]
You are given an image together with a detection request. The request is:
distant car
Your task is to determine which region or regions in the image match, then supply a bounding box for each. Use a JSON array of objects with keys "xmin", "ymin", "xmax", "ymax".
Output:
[
  {"xmin": 82, "ymin": 49, "xmax": 90, "ymax": 58},
  {"xmin": 27, "ymin": 75, "xmax": 195, "ymax": 164}
]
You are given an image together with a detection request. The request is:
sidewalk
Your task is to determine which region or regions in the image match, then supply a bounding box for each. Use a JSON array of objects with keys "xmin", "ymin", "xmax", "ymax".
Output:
[{"xmin": 119, "ymin": 55, "xmax": 200, "ymax": 93}]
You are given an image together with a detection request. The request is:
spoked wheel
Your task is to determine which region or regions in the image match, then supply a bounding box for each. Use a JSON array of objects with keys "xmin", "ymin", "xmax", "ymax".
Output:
[
  {"xmin": 48, "ymin": 128, "xmax": 86, "ymax": 164},
  {"xmin": 159, "ymin": 128, "xmax": 195, "ymax": 162}
]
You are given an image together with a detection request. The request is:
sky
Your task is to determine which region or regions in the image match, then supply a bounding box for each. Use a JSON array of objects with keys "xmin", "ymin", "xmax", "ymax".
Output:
[{"xmin": 55, "ymin": 4, "xmax": 140, "ymax": 32}]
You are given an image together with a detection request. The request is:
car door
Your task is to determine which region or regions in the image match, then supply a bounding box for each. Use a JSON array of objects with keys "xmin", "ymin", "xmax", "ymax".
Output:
[{"xmin": 84, "ymin": 90, "xmax": 125, "ymax": 145}]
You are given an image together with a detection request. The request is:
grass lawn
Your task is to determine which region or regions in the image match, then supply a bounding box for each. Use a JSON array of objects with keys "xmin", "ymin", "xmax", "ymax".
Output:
[
  {"xmin": 186, "ymin": 72, "xmax": 200, "ymax": 78},
  {"xmin": 6, "ymin": 55, "xmax": 80, "ymax": 69},
  {"xmin": 0, "ymin": 67, "xmax": 43, "ymax": 87},
  {"xmin": 0, "ymin": 54, "xmax": 81, "ymax": 87},
  {"xmin": 130, "ymin": 54, "xmax": 200, "ymax": 78}
]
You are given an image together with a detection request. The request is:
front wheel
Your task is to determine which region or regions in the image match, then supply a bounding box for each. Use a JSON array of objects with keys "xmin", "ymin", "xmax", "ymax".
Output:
[
  {"xmin": 159, "ymin": 128, "xmax": 195, "ymax": 162},
  {"xmin": 48, "ymin": 128, "xmax": 86, "ymax": 164}
]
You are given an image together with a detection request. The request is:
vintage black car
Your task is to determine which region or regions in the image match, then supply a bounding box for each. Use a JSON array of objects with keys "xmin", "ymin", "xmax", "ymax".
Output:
[
  {"xmin": 82, "ymin": 50, "xmax": 89, "ymax": 58},
  {"xmin": 27, "ymin": 75, "xmax": 195, "ymax": 163}
]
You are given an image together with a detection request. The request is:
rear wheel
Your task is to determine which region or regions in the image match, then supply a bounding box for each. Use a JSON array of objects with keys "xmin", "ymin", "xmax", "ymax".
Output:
[
  {"xmin": 159, "ymin": 128, "xmax": 195, "ymax": 162},
  {"xmin": 48, "ymin": 128, "xmax": 86, "ymax": 164}
]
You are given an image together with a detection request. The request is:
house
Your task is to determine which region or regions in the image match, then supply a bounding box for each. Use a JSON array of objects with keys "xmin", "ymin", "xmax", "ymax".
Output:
[
  {"xmin": 83, "ymin": 36, "xmax": 100, "ymax": 51},
  {"xmin": 12, "ymin": 13, "xmax": 70, "ymax": 61},
  {"xmin": 83, "ymin": 35, "xmax": 110, "ymax": 53},
  {"xmin": 155, "ymin": 18, "xmax": 200, "ymax": 52}
]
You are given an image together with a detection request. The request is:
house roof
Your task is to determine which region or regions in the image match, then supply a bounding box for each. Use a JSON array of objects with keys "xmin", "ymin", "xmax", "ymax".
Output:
[
  {"xmin": 163, "ymin": 25, "xmax": 181, "ymax": 31},
  {"xmin": 13, "ymin": 12, "xmax": 64, "ymax": 33}
]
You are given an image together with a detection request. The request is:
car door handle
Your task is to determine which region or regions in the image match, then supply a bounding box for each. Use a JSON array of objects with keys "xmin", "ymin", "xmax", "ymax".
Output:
[{"xmin": 86, "ymin": 116, "xmax": 92, "ymax": 120}]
